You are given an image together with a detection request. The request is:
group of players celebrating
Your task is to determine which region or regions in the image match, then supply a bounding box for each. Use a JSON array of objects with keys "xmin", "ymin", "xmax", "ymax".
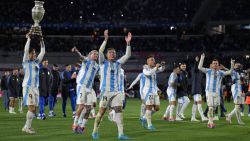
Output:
[{"xmin": 20, "ymin": 27, "xmax": 249, "ymax": 140}]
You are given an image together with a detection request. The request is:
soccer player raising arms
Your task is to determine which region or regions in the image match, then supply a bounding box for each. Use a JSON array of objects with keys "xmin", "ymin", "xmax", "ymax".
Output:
[
  {"xmin": 198, "ymin": 53, "xmax": 234, "ymax": 128},
  {"xmin": 21, "ymin": 27, "xmax": 45, "ymax": 134},
  {"xmin": 92, "ymin": 30, "xmax": 132, "ymax": 140}
]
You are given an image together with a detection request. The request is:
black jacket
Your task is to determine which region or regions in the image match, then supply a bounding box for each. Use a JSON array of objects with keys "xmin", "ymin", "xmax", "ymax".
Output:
[
  {"xmin": 1, "ymin": 75, "xmax": 8, "ymax": 90},
  {"xmin": 176, "ymin": 70, "xmax": 188, "ymax": 97},
  {"xmin": 18, "ymin": 74, "xmax": 24, "ymax": 96},
  {"xmin": 191, "ymin": 61, "xmax": 203, "ymax": 95},
  {"xmin": 61, "ymin": 71, "xmax": 76, "ymax": 97},
  {"xmin": 8, "ymin": 74, "xmax": 19, "ymax": 96},
  {"xmin": 39, "ymin": 67, "xmax": 52, "ymax": 97},
  {"xmin": 50, "ymin": 70, "xmax": 61, "ymax": 94}
]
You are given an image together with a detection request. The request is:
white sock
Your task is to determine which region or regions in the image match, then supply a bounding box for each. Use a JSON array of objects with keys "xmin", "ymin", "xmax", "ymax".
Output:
[
  {"xmin": 80, "ymin": 118, "xmax": 88, "ymax": 128},
  {"xmin": 93, "ymin": 113, "xmax": 102, "ymax": 133},
  {"xmin": 170, "ymin": 105, "xmax": 175, "ymax": 118},
  {"xmin": 91, "ymin": 108, "xmax": 96, "ymax": 117},
  {"xmin": 20, "ymin": 99, "xmax": 23, "ymax": 111},
  {"xmin": 73, "ymin": 116, "xmax": 79, "ymax": 125},
  {"xmin": 192, "ymin": 104, "xmax": 197, "ymax": 119},
  {"xmin": 164, "ymin": 105, "xmax": 170, "ymax": 117},
  {"xmin": 176, "ymin": 103, "xmax": 181, "ymax": 116},
  {"xmin": 25, "ymin": 111, "xmax": 34, "ymax": 128},
  {"xmin": 197, "ymin": 104, "xmax": 205, "ymax": 118},
  {"xmin": 140, "ymin": 103, "xmax": 146, "ymax": 118},
  {"xmin": 145, "ymin": 110, "xmax": 152, "ymax": 127},
  {"xmin": 180, "ymin": 97, "xmax": 190, "ymax": 115},
  {"xmin": 78, "ymin": 108, "xmax": 86, "ymax": 125},
  {"xmin": 208, "ymin": 107, "xmax": 214, "ymax": 124},
  {"xmin": 235, "ymin": 105, "xmax": 242, "ymax": 123},
  {"xmin": 114, "ymin": 112, "xmax": 124, "ymax": 136}
]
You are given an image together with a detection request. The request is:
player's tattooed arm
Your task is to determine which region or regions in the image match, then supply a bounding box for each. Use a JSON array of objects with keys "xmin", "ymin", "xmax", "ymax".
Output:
[
  {"xmin": 99, "ymin": 30, "xmax": 108, "ymax": 64},
  {"xmin": 118, "ymin": 32, "xmax": 132, "ymax": 64}
]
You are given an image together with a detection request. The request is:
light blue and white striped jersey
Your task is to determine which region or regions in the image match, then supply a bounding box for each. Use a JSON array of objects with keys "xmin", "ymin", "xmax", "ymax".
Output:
[
  {"xmin": 22, "ymin": 38, "xmax": 45, "ymax": 88},
  {"xmin": 204, "ymin": 69, "xmax": 227, "ymax": 95},
  {"xmin": 76, "ymin": 58, "xmax": 99, "ymax": 89},
  {"xmin": 22, "ymin": 61, "xmax": 40, "ymax": 88},
  {"xmin": 118, "ymin": 68, "xmax": 125, "ymax": 93},
  {"xmin": 198, "ymin": 55, "xmax": 232, "ymax": 96},
  {"xmin": 231, "ymin": 70, "xmax": 242, "ymax": 96},
  {"xmin": 142, "ymin": 65, "xmax": 165, "ymax": 96},
  {"xmin": 167, "ymin": 72, "xmax": 178, "ymax": 91},
  {"xmin": 99, "ymin": 60, "xmax": 122, "ymax": 93},
  {"xmin": 98, "ymin": 40, "xmax": 131, "ymax": 95}
]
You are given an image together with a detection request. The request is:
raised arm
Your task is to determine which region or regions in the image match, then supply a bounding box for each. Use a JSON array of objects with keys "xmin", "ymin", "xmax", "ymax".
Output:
[
  {"xmin": 99, "ymin": 30, "xmax": 108, "ymax": 64},
  {"xmin": 128, "ymin": 73, "xmax": 141, "ymax": 89},
  {"xmin": 71, "ymin": 46, "xmax": 86, "ymax": 60},
  {"xmin": 36, "ymin": 39, "xmax": 45, "ymax": 63},
  {"xmin": 117, "ymin": 32, "xmax": 132, "ymax": 64},
  {"xmin": 198, "ymin": 53, "xmax": 207, "ymax": 73},
  {"xmin": 23, "ymin": 34, "xmax": 31, "ymax": 62},
  {"xmin": 223, "ymin": 59, "xmax": 234, "ymax": 76}
]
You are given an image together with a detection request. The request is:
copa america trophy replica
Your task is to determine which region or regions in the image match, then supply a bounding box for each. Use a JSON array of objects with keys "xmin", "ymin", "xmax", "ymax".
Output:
[{"xmin": 30, "ymin": 1, "xmax": 45, "ymax": 38}]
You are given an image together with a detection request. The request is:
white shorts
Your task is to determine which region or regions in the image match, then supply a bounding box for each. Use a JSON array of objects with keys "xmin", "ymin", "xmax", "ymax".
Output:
[
  {"xmin": 145, "ymin": 94, "xmax": 160, "ymax": 106},
  {"xmin": 193, "ymin": 94, "xmax": 202, "ymax": 102},
  {"xmin": 23, "ymin": 87, "xmax": 39, "ymax": 106},
  {"xmin": 99, "ymin": 92, "xmax": 123, "ymax": 108},
  {"xmin": 206, "ymin": 93, "xmax": 220, "ymax": 107},
  {"xmin": 177, "ymin": 96, "xmax": 190, "ymax": 104},
  {"xmin": 90, "ymin": 89, "xmax": 97, "ymax": 103},
  {"xmin": 167, "ymin": 88, "xmax": 176, "ymax": 102},
  {"xmin": 76, "ymin": 85, "xmax": 93, "ymax": 105}
]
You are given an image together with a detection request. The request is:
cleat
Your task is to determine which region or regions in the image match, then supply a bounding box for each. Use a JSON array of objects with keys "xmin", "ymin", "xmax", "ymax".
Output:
[
  {"xmin": 77, "ymin": 126, "xmax": 85, "ymax": 134},
  {"xmin": 162, "ymin": 116, "xmax": 169, "ymax": 121},
  {"xmin": 213, "ymin": 116, "xmax": 219, "ymax": 121},
  {"xmin": 147, "ymin": 125, "xmax": 156, "ymax": 131},
  {"xmin": 240, "ymin": 112, "xmax": 244, "ymax": 117},
  {"xmin": 22, "ymin": 127, "xmax": 36, "ymax": 134},
  {"xmin": 176, "ymin": 115, "xmax": 183, "ymax": 121},
  {"xmin": 201, "ymin": 117, "xmax": 208, "ymax": 122},
  {"xmin": 168, "ymin": 117, "xmax": 175, "ymax": 122},
  {"xmin": 238, "ymin": 121, "xmax": 245, "ymax": 125},
  {"xmin": 248, "ymin": 114, "xmax": 250, "ymax": 117},
  {"xmin": 191, "ymin": 118, "xmax": 200, "ymax": 122},
  {"xmin": 63, "ymin": 113, "xmax": 66, "ymax": 118},
  {"xmin": 92, "ymin": 132, "xmax": 99, "ymax": 139},
  {"xmin": 118, "ymin": 134, "xmax": 130, "ymax": 140},
  {"xmin": 72, "ymin": 124, "xmax": 78, "ymax": 133},
  {"xmin": 180, "ymin": 114, "xmax": 185, "ymax": 119},
  {"xmin": 48, "ymin": 111, "xmax": 56, "ymax": 117},
  {"xmin": 207, "ymin": 123, "xmax": 216, "ymax": 128}
]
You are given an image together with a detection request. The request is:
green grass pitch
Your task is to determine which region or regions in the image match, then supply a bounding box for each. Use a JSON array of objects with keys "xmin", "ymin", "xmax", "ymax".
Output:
[{"xmin": 0, "ymin": 98, "xmax": 250, "ymax": 141}]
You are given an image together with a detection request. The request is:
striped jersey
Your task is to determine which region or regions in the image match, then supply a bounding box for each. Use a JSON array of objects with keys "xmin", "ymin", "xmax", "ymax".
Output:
[
  {"xmin": 99, "ymin": 60, "xmax": 122, "ymax": 93},
  {"xmin": 22, "ymin": 38, "xmax": 45, "ymax": 88},
  {"xmin": 167, "ymin": 72, "xmax": 178, "ymax": 91},
  {"xmin": 231, "ymin": 70, "xmax": 242, "ymax": 96},
  {"xmin": 118, "ymin": 68, "xmax": 125, "ymax": 93},
  {"xmin": 76, "ymin": 58, "xmax": 99, "ymax": 89},
  {"xmin": 203, "ymin": 69, "xmax": 228, "ymax": 95}
]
